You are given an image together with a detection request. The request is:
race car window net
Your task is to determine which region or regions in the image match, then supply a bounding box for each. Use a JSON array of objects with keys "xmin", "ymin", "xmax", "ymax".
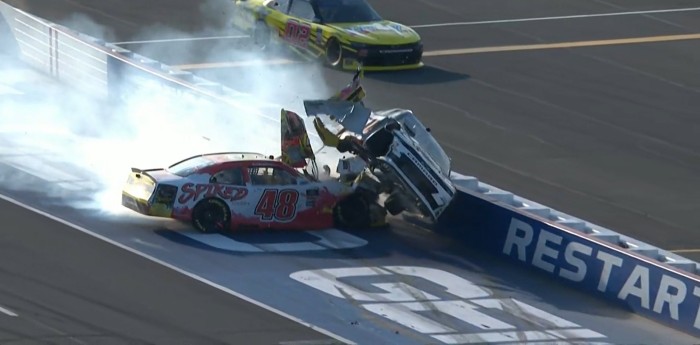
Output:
[
  {"xmin": 314, "ymin": 0, "xmax": 382, "ymax": 23},
  {"xmin": 210, "ymin": 168, "xmax": 245, "ymax": 186},
  {"xmin": 289, "ymin": 0, "xmax": 315, "ymax": 21}
]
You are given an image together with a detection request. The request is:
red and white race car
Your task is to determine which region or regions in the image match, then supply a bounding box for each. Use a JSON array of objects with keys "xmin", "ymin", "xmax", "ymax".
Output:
[{"xmin": 121, "ymin": 110, "xmax": 387, "ymax": 233}]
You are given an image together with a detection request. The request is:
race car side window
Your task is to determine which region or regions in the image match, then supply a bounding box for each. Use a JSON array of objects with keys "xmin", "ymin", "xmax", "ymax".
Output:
[
  {"xmin": 288, "ymin": 0, "xmax": 316, "ymax": 21},
  {"xmin": 210, "ymin": 168, "xmax": 245, "ymax": 186},
  {"xmin": 274, "ymin": 0, "xmax": 290, "ymax": 11},
  {"xmin": 248, "ymin": 166, "xmax": 297, "ymax": 185}
]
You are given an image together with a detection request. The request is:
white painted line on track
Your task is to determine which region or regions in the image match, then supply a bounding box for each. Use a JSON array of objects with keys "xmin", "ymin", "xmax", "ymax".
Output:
[
  {"xmin": 0, "ymin": 192, "xmax": 355, "ymax": 345},
  {"xmin": 422, "ymin": 33, "xmax": 700, "ymax": 57},
  {"xmin": 411, "ymin": 7, "xmax": 700, "ymax": 28},
  {"xmin": 56, "ymin": 0, "xmax": 139, "ymax": 28},
  {"xmin": 2, "ymin": 156, "xmax": 82, "ymax": 184},
  {"xmin": 671, "ymin": 249, "xmax": 700, "ymax": 253},
  {"xmin": 172, "ymin": 32, "xmax": 700, "ymax": 69},
  {"xmin": 104, "ymin": 7, "xmax": 700, "ymax": 47},
  {"xmin": 175, "ymin": 58, "xmax": 303, "ymax": 70},
  {"xmin": 110, "ymin": 35, "xmax": 248, "ymax": 45},
  {"xmin": 0, "ymin": 305, "xmax": 18, "ymax": 317}
]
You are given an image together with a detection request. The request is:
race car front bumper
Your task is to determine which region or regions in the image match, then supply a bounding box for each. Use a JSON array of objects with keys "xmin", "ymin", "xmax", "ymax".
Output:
[{"xmin": 342, "ymin": 42, "xmax": 424, "ymax": 71}]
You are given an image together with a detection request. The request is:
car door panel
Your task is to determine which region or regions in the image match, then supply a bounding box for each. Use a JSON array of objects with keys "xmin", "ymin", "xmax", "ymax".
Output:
[
  {"xmin": 283, "ymin": 19, "xmax": 312, "ymax": 47},
  {"xmin": 244, "ymin": 165, "xmax": 308, "ymax": 228},
  {"xmin": 252, "ymin": 187, "xmax": 303, "ymax": 226}
]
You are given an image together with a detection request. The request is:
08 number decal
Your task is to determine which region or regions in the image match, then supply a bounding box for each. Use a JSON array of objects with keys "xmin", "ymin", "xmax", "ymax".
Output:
[
  {"xmin": 284, "ymin": 19, "xmax": 311, "ymax": 46},
  {"xmin": 255, "ymin": 189, "xmax": 299, "ymax": 222}
]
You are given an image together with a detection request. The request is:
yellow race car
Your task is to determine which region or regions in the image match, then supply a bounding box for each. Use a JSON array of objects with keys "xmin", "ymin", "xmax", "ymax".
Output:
[{"xmin": 232, "ymin": 0, "xmax": 424, "ymax": 71}]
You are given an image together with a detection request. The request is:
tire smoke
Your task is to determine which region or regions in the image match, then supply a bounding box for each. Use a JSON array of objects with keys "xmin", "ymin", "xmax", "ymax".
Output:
[{"xmin": 0, "ymin": 0, "xmax": 335, "ymax": 217}]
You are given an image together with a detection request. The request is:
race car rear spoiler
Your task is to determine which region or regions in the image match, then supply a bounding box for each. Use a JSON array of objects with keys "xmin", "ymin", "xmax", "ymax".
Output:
[{"xmin": 130, "ymin": 167, "xmax": 161, "ymax": 182}]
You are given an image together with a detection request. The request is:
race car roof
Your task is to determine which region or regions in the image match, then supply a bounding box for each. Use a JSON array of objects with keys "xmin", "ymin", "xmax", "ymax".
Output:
[
  {"xmin": 169, "ymin": 152, "xmax": 268, "ymax": 166},
  {"xmin": 167, "ymin": 152, "xmax": 269, "ymax": 175}
]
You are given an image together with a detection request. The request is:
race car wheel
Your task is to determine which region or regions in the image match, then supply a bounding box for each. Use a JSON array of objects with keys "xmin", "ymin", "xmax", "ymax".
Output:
[
  {"xmin": 334, "ymin": 193, "xmax": 371, "ymax": 229},
  {"xmin": 192, "ymin": 198, "xmax": 231, "ymax": 233},
  {"xmin": 384, "ymin": 192, "xmax": 406, "ymax": 216},
  {"xmin": 325, "ymin": 38, "xmax": 342, "ymax": 68}
]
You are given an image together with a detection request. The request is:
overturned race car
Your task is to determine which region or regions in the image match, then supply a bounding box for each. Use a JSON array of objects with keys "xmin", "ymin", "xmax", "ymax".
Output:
[{"xmin": 302, "ymin": 69, "xmax": 457, "ymax": 222}]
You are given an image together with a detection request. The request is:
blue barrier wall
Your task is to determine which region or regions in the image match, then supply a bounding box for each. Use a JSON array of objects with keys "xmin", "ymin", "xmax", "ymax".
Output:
[{"xmin": 438, "ymin": 186, "xmax": 700, "ymax": 337}]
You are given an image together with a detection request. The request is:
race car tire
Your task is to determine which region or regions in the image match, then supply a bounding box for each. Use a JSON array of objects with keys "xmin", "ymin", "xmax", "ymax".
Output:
[
  {"xmin": 325, "ymin": 38, "xmax": 343, "ymax": 68},
  {"xmin": 192, "ymin": 198, "xmax": 231, "ymax": 233},
  {"xmin": 333, "ymin": 193, "xmax": 371, "ymax": 229},
  {"xmin": 384, "ymin": 192, "xmax": 406, "ymax": 216}
]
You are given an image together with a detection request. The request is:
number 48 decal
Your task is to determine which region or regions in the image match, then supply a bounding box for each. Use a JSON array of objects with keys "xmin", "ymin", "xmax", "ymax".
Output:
[{"xmin": 255, "ymin": 189, "xmax": 300, "ymax": 222}]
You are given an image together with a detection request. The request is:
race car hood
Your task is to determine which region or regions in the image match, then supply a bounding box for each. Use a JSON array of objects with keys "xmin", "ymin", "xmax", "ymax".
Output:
[{"xmin": 329, "ymin": 21, "xmax": 420, "ymax": 45}]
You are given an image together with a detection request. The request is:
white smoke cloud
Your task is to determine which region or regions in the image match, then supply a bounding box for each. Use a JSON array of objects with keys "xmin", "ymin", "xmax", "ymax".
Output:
[
  {"xmin": 54, "ymin": 11, "xmax": 119, "ymax": 43},
  {"xmin": 0, "ymin": 0, "xmax": 339, "ymax": 218}
]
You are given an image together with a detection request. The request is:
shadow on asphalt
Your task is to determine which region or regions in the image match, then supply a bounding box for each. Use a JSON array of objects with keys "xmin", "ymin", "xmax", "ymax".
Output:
[
  {"xmin": 148, "ymin": 215, "xmax": 632, "ymax": 321},
  {"xmin": 364, "ymin": 65, "xmax": 470, "ymax": 85}
]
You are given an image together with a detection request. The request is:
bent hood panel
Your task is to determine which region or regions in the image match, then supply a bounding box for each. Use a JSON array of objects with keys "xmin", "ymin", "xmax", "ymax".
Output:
[{"xmin": 329, "ymin": 21, "xmax": 420, "ymax": 45}]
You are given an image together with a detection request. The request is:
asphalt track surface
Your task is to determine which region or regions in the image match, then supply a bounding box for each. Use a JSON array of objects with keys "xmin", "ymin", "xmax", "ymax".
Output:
[
  {"xmin": 9, "ymin": 0, "xmax": 700, "ymax": 260},
  {"xmin": 2, "ymin": 0, "xmax": 700, "ymax": 344},
  {"xmin": 0, "ymin": 197, "xmax": 336, "ymax": 345}
]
